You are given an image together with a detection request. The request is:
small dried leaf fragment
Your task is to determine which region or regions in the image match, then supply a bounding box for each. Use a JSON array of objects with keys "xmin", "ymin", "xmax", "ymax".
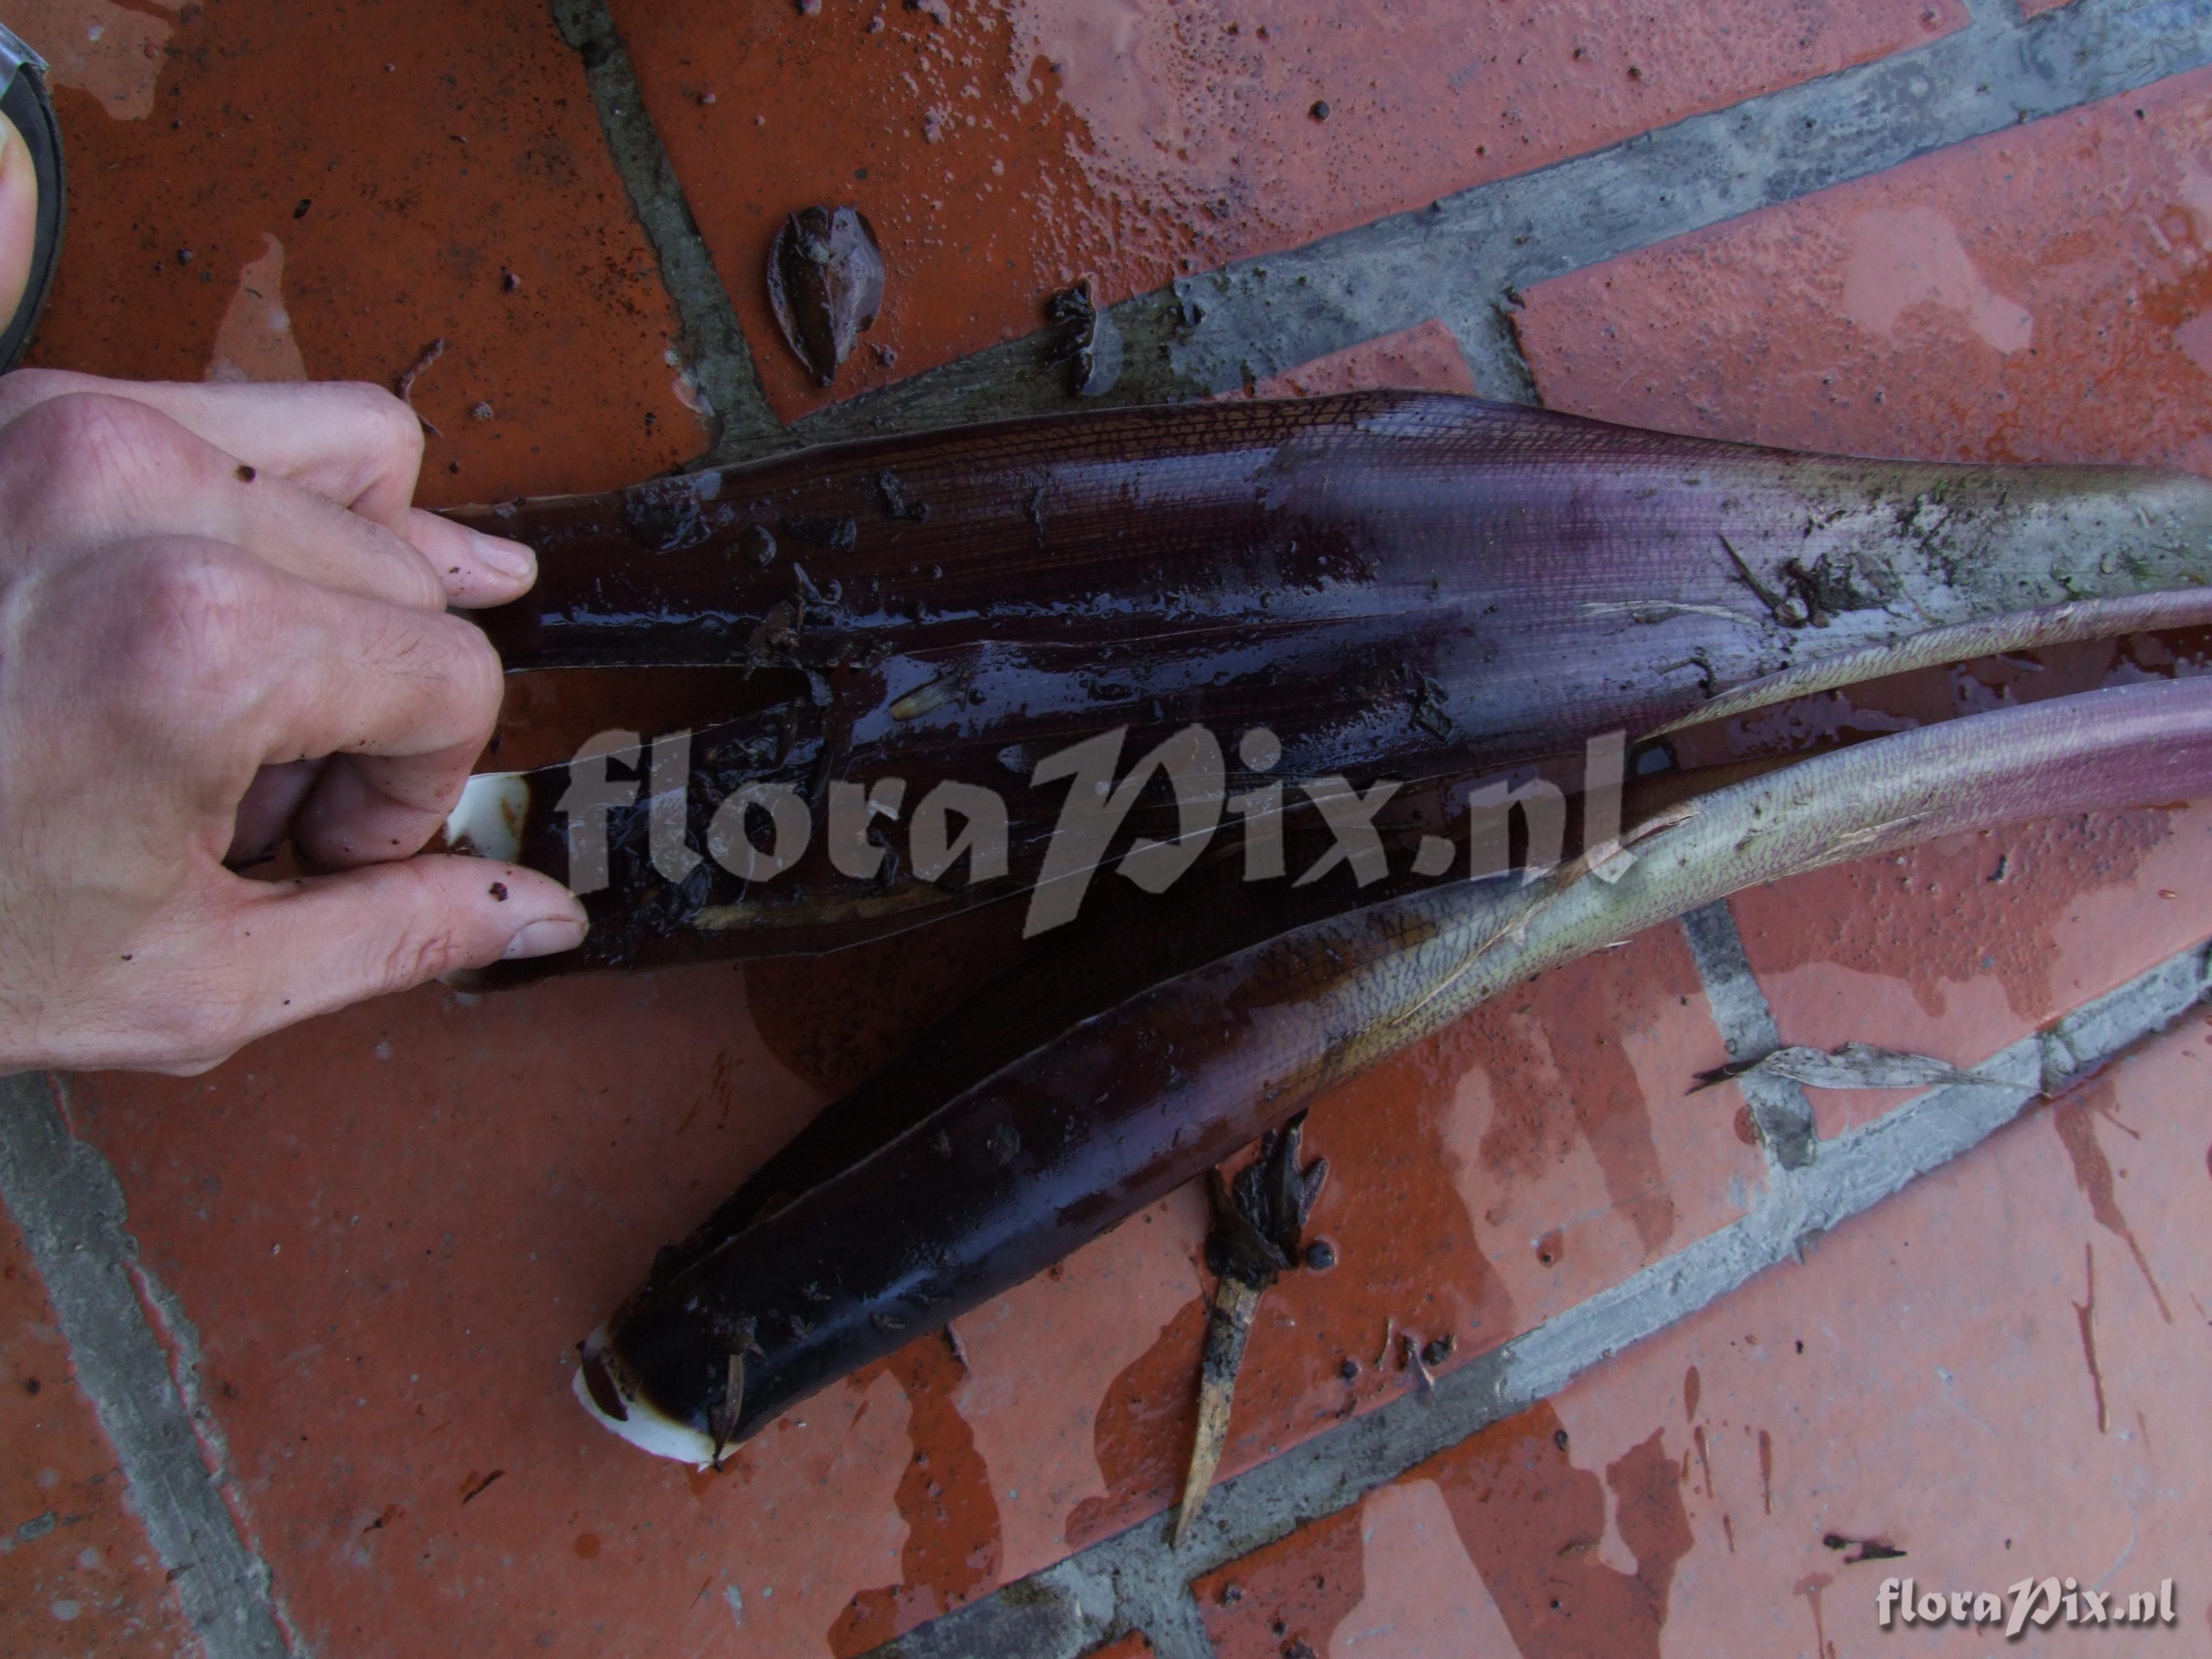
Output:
[
  {"xmin": 1046, "ymin": 276, "xmax": 1123, "ymax": 398},
  {"xmin": 1694, "ymin": 1040, "xmax": 1996, "ymax": 1093},
  {"xmin": 1174, "ymin": 1114, "xmax": 1329, "ymax": 1548},
  {"xmin": 767, "ymin": 206, "xmax": 885, "ymax": 387}
]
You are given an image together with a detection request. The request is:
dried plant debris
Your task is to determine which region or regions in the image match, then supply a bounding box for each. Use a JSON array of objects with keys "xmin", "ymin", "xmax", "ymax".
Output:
[
  {"xmin": 394, "ymin": 336, "xmax": 448, "ymax": 437},
  {"xmin": 766, "ymin": 206, "xmax": 885, "ymax": 387},
  {"xmin": 1694, "ymin": 1041, "xmax": 1999, "ymax": 1094},
  {"xmin": 706, "ymin": 1314, "xmax": 763, "ymax": 1469},
  {"xmin": 1825, "ymin": 1532, "xmax": 1908, "ymax": 1565},
  {"xmin": 1174, "ymin": 1113, "xmax": 1329, "ymax": 1548},
  {"xmin": 1046, "ymin": 276, "xmax": 1123, "ymax": 398}
]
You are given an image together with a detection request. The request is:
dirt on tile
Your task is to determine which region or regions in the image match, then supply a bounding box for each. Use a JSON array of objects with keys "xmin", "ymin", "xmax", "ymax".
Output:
[
  {"xmin": 0, "ymin": 1214, "xmax": 197, "ymax": 1658},
  {"xmin": 827, "ymin": 1334, "xmax": 1003, "ymax": 1655},
  {"xmin": 16, "ymin": 0, "xmax": 701, "ymax": 504},
  {"xmin": 1190, "ymin": 1503, "xmax": 1366, "ymax": 1659},
  {"xmin": 1518, "ymin": 67, "xmax": 2212, "ymax": 478},
  {"xmin": 613, "ymin": 0, "xmax": 1962, "ymax": 419}
]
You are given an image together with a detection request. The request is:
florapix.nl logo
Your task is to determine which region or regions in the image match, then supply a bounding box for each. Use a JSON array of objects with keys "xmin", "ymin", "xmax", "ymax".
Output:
[
  {"xmin": 516, "ymin": 722, "xmax": 1639, "ymax": 937},
  {"xmin": 1877, "ymin": 1575, "xmax": 2178, "ymax": 1637}
]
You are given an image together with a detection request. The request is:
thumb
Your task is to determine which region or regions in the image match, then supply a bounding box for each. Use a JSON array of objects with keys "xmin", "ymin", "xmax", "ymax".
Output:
[{"xmin": 231, "ymin": 855, "xmax": 586, "ymax": 1029}]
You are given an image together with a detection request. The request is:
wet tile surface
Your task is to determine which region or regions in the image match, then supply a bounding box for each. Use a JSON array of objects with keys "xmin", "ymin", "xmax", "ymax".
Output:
[
  {"xmin": 3, "ymin": 7, "xmax": 2210, "ymax": 1659},
  {"xmin": 53, "ymin": 881, "xmax": 1759, "ymax": 1655},
  {"xmin": 1517, "ymin": 67, "xmax": 2212, "ymax": 1142},
  {"xmin": 1732, "ymin": 809, "xmax": 2212, "ymax": 1136},
  {"xmin": 5, "ymin": 0, "xmax": 702, "ymax": 505},
  {"xmin": 1246, "ymin": 317, "xmax": 1477, "ymax": 400},
  {"xmin": 0, "ymin": 1211, "xmax": 196, "ymax": 1657},
  {"xmin": 609, "ymin": 0, "xmax": 1962, "ymax": 420},
  {"xmin": 1514, "ymin": 67, "xmax": 2212, "ymax": 475},
  {"xmin": 1058, "ymin": 928, "xmax": 1762, "ymax": 1555},
  {"xmin": 1192, "ymin": 1018, "xmax": 2212, "ymax": 1656},
  {"xmin": 62, "ymin": 970, "xmax": 836, "ymax": 1657}
]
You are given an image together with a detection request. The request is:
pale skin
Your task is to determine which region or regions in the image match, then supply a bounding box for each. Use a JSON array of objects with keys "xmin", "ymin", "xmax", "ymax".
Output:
[{"xmin": 0, "ymin": 120, "xmax": 589, "ymax": 1074}]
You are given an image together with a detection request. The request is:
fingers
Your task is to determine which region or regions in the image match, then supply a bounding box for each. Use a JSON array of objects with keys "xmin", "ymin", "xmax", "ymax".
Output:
[
  {"xmin": 56, "ymin": 538, "xmax": 506, "ymax": 862},
  {"xmin": 289, "ymin": 750, "xmax": 491, "ymax": 870},
  {"xmin": 0, "ymin": 393, "xmax": 446, "ymax": 609},
  {"xmin": 399, "ymin": 505, "xmax": 537, "ymax": 609},
  {"xmin": 131, "ymin": 860, "xmax": 587, "ymax": 1072},
  {"xmin": 0, "ymin": 374, "xmax": 537, "ymax": 606},
  {"xmin": 255, "ymin": 856, "xmax": 589, "ymax": 1010},
  {"xmin": 245, "ymin": 574, "xmax": 508, "ymax": 867},
  {"xmin": 226, "ymin": 758, "xmax": 325, "ymax": 867}
]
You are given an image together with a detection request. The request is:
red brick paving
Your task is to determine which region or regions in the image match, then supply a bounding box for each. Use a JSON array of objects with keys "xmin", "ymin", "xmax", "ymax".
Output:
[
  {"xmin": 1731, "ymin": 810, "xmax": 2212, "ymax": 1137},
  {"xmin": 4, "ymin": 5, "xmax": 2210, "ymax": 1656},
  {"xmin": 0, "ymin": 1209, "xmax": 197, "ymax": 1657},
  {"xmin": 62, "ymin": 970, "xmax": 848, "ymax": 1657},
  {"xmin": 1192, "ymin": 1018, "xmax": 2212, "ymax": 1656},
  {"xmin": 1246, "ymin": 316, "xmax": 1477, "ymax": 399},
  {"xmin": 1192, "ymin": 1506, "xmax": 1365, "ymax": 1659},
  {"xmin": 1061, "ymin": 928, "xmax": 1762, "ymax": 1554},
  {"xmin": 1515, "ymin": 67, "xmax": 2212, "ymax": 476},
  {"xmin": 609, "ymin": 0, "xmax": 1962, "ymax": 420},
  {"xmin": 1078, "ymin": 1631, "xmax": 1157, "ymax": 1659},
  {"xmin": 1518, "ymin": 67, "xmax": 2212, "ymax": 1140},
  {"xmin": 11, "ymin": 0, "xmax": 702, "ymax": 506}
]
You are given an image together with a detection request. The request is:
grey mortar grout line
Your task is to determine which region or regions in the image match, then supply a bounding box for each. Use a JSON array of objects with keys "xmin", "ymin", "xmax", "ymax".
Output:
[
  {"xmin": 7, "ymin": 1, "xmax": 2176, "ymax": 1653},
  {"xmin": 1449, "ymin": 301, "xmax": 1542, "ymax": 407},
  {"xmin": 545, "ymin": 0, "xmax": 787, "ymax": 457},
  {"xmin": 1679, "ymin": 900, "xmax": 1818, "ymax": 1171},
  {"xmin": 656, "ymin": 0, "xmax": 2204, "ymax": 455},
  {"xmin": 868, "ymin": 937, "xmax": 2212, "ymax": 1659},
  {"xmin": 0, "ymin": 1071, "xmax": 294, "ymax": 1658}
]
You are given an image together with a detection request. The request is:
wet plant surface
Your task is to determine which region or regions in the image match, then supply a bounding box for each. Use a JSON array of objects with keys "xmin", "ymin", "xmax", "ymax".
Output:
[{"xmin": 767, "ymin": 205, "xmax": 885, "ymax": 387}]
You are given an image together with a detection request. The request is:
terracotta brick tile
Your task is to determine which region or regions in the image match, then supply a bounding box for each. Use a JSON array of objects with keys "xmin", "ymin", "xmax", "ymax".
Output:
[
  {"xmin": 1192, "ymin": 1017, "xmax": 2212, "ymax": 1655},
  {"xmin": 1058, "ymin": 925, "xmax": 1764, "ymax": 1553},
  {"xmin": 1732, "ymin": 809, "xmax": 2212, "ymax": 1137},
  {"xmin": 51, "ymin": 914, "xmax": 1754, "ymax": 1657},
  {"xmin": 12, "ymin": 0, "xmax": 701, "ymax": 505},
  {"xmin": 0, "ymin": 1209, "xmax": 196, "ymax": 1656},
  {"xmin": 1248, "ymin": 318, "xmax": 1476, "ymax": 399},
  {"xmin": 938, "ymin": 1187, "xmax": 1207, "ymax": 1592},
  {"xmin": 1514, "ymin": 67, "xmax": 2212, "ymax": 476},
  {"xmin": 61, "ymin": 967, "xmax": 845, "ymax": 1658},
  {"xmin": 609, "ymin": 0, "xmax": 1962, "ymax": 420},
  {"xmin": 1515, "ymin": 68, "xmax": 2212, "ymax": 1137},
  {"xmin": 1192, "ymin": 1506, "xmax": 1365, "ymax": 1659},
  {"xmin": 1078, "ymin": 1632, "xmax": 1155, "ymax": 1659}
]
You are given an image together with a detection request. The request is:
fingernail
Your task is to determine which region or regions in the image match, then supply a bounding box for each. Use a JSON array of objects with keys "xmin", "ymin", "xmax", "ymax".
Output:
[
  {"xmin": 471, "ymin": 530, "xmax": 537, "ymax": 581},
  {"xmin": 502, "ymin": 916, "xmax": 588, "ymax": 960}
]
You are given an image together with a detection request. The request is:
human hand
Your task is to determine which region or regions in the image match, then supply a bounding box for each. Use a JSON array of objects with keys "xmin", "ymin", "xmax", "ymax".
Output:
[{"xmin": 0, "ymin": 370, "xmax": 586, "ymax": 1074}]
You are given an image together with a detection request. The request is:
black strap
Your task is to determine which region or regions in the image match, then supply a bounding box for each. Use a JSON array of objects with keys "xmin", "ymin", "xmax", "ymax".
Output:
[{"xmin": 0, "ymin": 39, "xmax": 65, "ymax": 373}]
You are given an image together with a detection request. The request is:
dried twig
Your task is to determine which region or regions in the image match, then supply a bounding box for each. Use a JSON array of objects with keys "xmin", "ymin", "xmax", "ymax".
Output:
[
  {"xmin": 1694, "ymin": 1041, "xmax": 1997, "ymax": 1094},
  {"xmin": 394, "ymin": 336, "xmax": 448, "ymax": 437}
]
